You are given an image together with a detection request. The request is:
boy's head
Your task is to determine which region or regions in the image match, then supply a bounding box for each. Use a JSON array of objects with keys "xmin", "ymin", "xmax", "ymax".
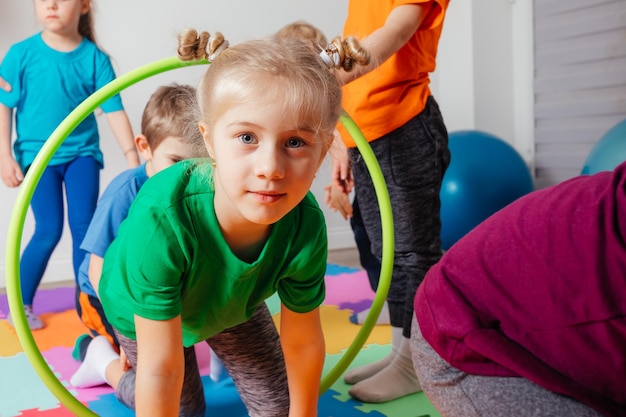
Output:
[
  {"xmin": 135, "ymin": 83, "xmax": 207, "ymax": 176},
  {"xmin": 274, "ymin": 20, "xmax": 328, "ymax": 49}
]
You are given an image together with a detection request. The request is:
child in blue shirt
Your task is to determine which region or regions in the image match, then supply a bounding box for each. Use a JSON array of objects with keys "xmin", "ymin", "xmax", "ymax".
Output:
[
  {"xmin": 69, "ymin": 83, "xmax": 211, "ymax": 387},
  {"xmin": 0, "ymin": 0, "xmax": 139, "ymax": 329}
]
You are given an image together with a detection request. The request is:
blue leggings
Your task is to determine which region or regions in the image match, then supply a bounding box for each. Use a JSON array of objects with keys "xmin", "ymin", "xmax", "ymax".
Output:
[
  {"xmin": 350, "ymin": 194, "xmax": 381, "ymax": 291},
  {"xmin": 20, "ymin": 156, "xmax": 99, "ymax": 305}
]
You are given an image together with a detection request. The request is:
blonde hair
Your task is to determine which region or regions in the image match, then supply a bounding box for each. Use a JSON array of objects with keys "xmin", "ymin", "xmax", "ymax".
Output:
[
  {"xmin": 177, "ymin": 29, "xmax": 369, "ymax": 151},
  {"xmin": 275, "ymin": 20, "xmax": 328, "ymax": 48},
  {"xmin": 141, "ymin": 83, "xmax": 207, "ymax": 158}
]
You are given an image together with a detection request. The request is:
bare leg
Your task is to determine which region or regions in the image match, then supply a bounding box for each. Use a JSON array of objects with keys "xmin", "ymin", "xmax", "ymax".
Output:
[{"xmin": 114, "ymin": 331, "xmax": 205, "ymax": 417}]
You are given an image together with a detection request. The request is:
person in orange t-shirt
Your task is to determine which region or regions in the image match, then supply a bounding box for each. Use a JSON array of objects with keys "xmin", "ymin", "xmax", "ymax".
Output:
[{"xmin": 328, "ymin": 0, "xmax": 451, "ymax": 403}]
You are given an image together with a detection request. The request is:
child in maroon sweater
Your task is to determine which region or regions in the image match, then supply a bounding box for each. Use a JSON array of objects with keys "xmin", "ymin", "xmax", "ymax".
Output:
[{"xmin": 412, "ymin": 161, "xmax": 626, "ymax": 417}]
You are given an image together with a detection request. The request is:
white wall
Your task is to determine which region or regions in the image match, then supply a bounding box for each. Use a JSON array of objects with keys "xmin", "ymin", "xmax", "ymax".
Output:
[
  {"xmin": 1, "ymin": 0, "xmax": 533, "ymax": 289},
  {"xmin": 435, "ymin": 0, "xmax": 534, "ymax": 163}
]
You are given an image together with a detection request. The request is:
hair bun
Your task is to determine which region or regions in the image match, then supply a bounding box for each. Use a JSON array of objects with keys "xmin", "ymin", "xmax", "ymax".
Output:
[
  {"xmin": 320, "ymin": 36, "xmax": 370, "ymax": 72},
  {"xmin": 177, "ymin": 29, "xmax": 229, "ymax": 62}
]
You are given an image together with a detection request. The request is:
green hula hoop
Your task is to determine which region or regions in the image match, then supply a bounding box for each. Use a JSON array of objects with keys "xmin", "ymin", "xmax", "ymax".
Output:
[{"xmin": 5, "ymin": 56, "xmax": 394, "ymax": 415}]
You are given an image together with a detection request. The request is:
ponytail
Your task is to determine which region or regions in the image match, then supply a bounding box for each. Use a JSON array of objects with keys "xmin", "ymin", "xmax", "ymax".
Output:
[{"xmin": 78, "ymin": 9, "xmax": 96, "ymax": 44}]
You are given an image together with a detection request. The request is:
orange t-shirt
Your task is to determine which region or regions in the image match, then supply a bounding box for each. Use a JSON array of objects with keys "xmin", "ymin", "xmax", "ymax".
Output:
[{"xmin": 338, "ymin": 0, "xmax": 449, "ymax": 148}]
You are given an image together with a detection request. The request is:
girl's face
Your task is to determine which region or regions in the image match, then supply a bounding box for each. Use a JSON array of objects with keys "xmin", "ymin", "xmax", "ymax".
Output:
[
  {"xmin": 35, "ymin": 0, "xmax": 88, "ymax": 36},
  {"xmin": 201, "ymin": 86, "xmax": 327, "ymax": 233}
]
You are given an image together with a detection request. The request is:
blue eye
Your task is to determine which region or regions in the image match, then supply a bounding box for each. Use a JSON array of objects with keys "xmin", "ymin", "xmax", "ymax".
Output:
[
  {"xmin": 238, "ymin": 133, "xmax": 255, "ymax": 144},
  {"xmin": 287, "ymin": 137, "xmax": 305, "ymax": 148}
]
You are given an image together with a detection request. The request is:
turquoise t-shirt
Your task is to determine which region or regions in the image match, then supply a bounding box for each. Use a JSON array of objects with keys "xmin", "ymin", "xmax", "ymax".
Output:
[
  {"xmin": 100, "ymin": 160, "xmax": 328, "ymax": 347},
  {"xmin": 0, "ymin": 33, "xmax": 124, "ymax": 170}
]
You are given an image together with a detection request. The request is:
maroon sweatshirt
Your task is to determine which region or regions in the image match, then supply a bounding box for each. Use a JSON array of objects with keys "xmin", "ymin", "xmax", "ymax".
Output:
[{"xmin": 416, "ymin": 162, "xmax": 626, "ymax": 416}]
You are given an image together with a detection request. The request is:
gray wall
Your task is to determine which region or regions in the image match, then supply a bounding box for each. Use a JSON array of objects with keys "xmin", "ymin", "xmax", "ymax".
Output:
[{"xmin": 533, "ymin": 0, "xmax": 626, "ymax": 188}]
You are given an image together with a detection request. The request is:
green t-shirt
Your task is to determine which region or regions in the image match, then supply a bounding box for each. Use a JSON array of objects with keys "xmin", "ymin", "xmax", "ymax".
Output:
[{"xmin": 99, "ymin": 160, "xmax": 327, "ymax": 347}]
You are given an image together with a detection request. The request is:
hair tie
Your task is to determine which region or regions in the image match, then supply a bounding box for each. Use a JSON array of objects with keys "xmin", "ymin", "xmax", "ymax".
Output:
[
  {"xmin": 320, "ymin": 43, "xmax": 342, "ymax": 69},
  {"xmin": 208, "ymin": 36, "xmax": 229, "ymax": 62},
  {"xmin": 319, "ymin": 50, "xmax": 340, "ymax": 69}
]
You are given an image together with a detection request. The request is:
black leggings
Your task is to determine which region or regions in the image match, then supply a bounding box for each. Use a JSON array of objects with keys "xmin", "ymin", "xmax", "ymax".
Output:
[
  {"xmin": 349, "ymin": 96, "xmax": 450, "ymax": 338},
  {"xmin": 115, "ymin": 304, "xmax": 290, "ymax": 417}
]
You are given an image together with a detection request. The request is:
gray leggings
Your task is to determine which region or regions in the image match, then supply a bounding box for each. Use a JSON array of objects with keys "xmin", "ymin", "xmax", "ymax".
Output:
[
  {"xmin": 115, "ymin": 304, "xmax": 289, "ymax": 417},
  {"xmin": 409, "ymin": 317, "xmax": 602, "ymax": 417}
]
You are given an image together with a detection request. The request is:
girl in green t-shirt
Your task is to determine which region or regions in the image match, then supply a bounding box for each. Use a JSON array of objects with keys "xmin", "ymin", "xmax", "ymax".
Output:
[{"xmin": 75, "ymin": 30, "xmax": 370, "ymax": 417}]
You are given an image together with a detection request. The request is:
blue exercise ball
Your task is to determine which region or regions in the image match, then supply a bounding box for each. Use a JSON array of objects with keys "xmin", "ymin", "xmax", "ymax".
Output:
[
  {"xmin": 440, "ymin": 130, "xmax": 534, "ymax": 250},
  {"xmin": 581, "ymin": 119, "xmax": 626, "ymax": 175}
]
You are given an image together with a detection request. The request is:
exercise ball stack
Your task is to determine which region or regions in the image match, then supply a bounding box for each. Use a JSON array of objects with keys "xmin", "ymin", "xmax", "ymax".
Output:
[
  {"xmin": 581, "ymin": 119, "xmax": 626, "ymax": 175},
  {"xmin": 440, "ymin": 130, "xmax": 534, "ymax": 250}
]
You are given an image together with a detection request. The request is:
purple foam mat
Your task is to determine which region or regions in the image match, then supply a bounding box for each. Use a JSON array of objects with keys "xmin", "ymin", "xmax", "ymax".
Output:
[{"xmin": 0, "ymin": 286, "xmax": 75, "ymax": 318}]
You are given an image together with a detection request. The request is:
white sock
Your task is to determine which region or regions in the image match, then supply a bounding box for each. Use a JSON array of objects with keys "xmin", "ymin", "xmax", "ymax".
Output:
[
  {"xmin": 348, "ymin": 336, "xmax": 422, "ymax": 403},
  {"xmin": 344, "ymin": 326, "xmax": 402, "ymax": 384},
  {"xmin": 70, "ymin": 335, "xmax": 119, "ymax": 388},
  {"xmin": 209, "ymin": 348, "xmax": 229, "ymax": 383},
  {"xmin": 355, "ymin": 301, "xmax": 390, "ymax": 325}
]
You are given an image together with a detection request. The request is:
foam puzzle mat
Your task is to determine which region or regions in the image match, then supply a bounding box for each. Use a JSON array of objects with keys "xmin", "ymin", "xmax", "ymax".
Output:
[{"xmin": 0, "ymin": 264, "xmax": 441, "ymax": 417}]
